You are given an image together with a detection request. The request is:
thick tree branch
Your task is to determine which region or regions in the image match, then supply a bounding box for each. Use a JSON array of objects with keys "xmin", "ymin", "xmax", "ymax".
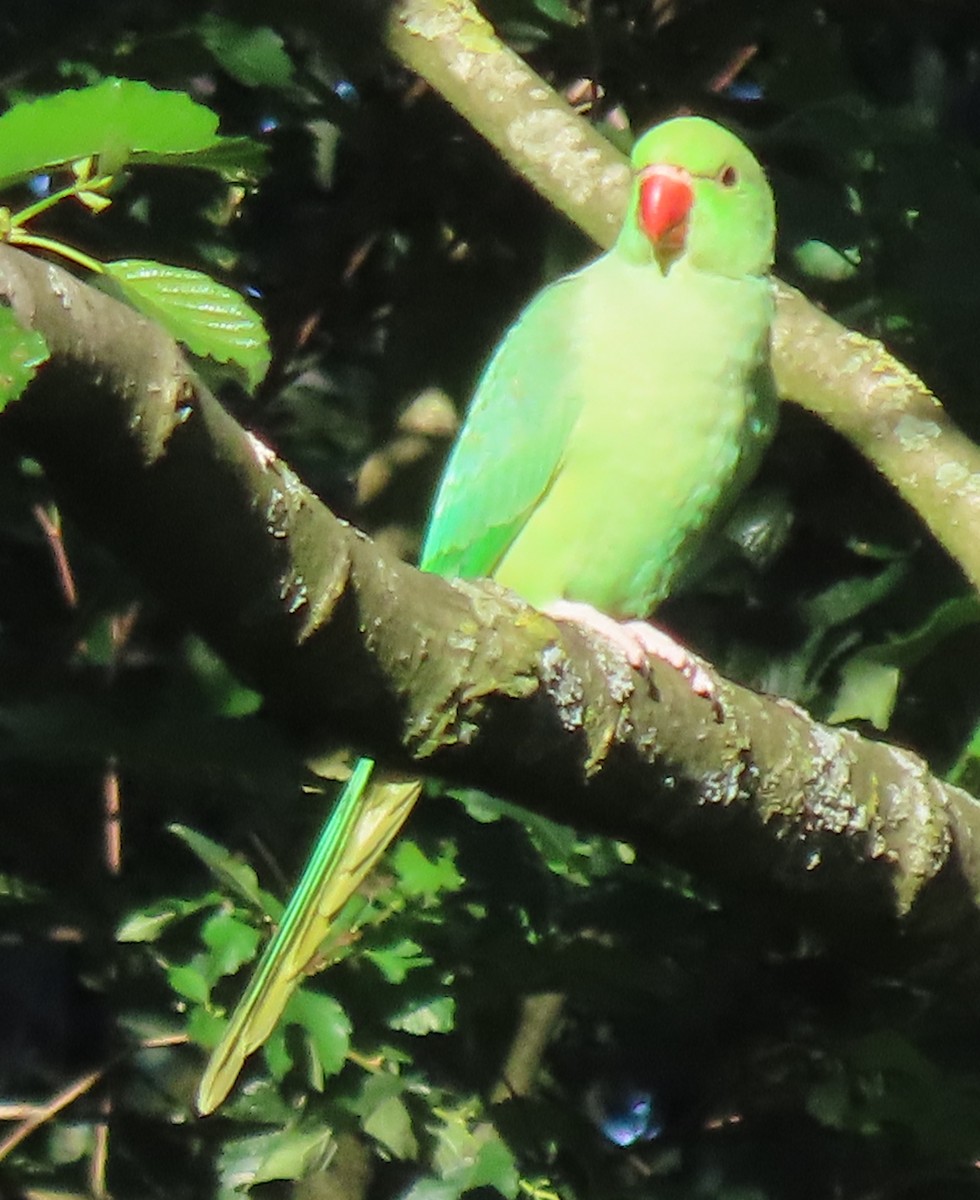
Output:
[
  {"xmin": 5, "ymin": 244, "xmax": 980, "ymax": 954},
  {"xmin": 385, "ymin": 0, "xmax": 980, "ymax": 593}
]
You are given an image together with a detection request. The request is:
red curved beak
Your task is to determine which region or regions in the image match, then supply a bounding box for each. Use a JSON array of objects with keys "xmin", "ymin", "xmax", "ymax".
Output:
[{"xmin": 638, "ymin": 165, "xmax": 694, "ymax": 257}]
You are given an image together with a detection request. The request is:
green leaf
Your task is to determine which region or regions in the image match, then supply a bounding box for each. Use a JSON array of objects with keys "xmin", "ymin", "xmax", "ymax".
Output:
[
  {"xmin": 798, "ymin": 561, "xmax": 906, "ymax": 630},
  {"xmin": 0, "ymin": 78, "xmax": 264, "ymax": 190},
  {"xmin": 421, "ymin": 1110, "xmax": 519, "ymax": 1200},
  {"xmin": 116, "ymin": 894, "xmax": 212, "ymax": 942},
  {"xmin": 455, "ymin": 789, "xmax": 620, "ymax": 883},
  {"xmin": 104, "ymin": 260, "xmax": 270, "ymax": 391},
  {"xmin": 363, "ymin": 1093, "xmax": 419, "ymax": 1160},
  {"xmin": 147, "ymin": 138, "xmax": 266, "ymax": 181},
  {"xmin": 286, "ymin": 990, "xmax": 352, "ymax": 1078},
  {"xmin": 392, "ymin": 840, "xmax": 464, "ymax": 900},
  {"xmin": 401, "ymin": 1181, "xmax": 460, "ymax": 1200},
  {"xmin": 184, "ymin": 636, "xmax": 262, "ymax": 717},
  {"xmin": 0, "ymin": 305, "xmax": 49, "ymax": 412},
  {"xmin": 167, "ymin": 962, "xmax": 210, "ymax": 1005},
  {"xmin": 389, "ymin": 995, "xmax": 455, "ymax": 1036},
  {"xmin": 792, "ymin": 238, "xmax": 861, "ymax": 281},
  {"xmin": 365, "ymin": 938, "xmax": 432, "ymax": 984},
  {"xmin": 186, "ymin": 1004, "xmax": 226, "ymax": 1049},
  {"xmin": 263, "ymin": 1023, "xmax": 294, "ymax": 1082},
  {"xmin": 169, "ymin": 823, "xmax": 281, "ymax": 918},
  {"xmin": 201, "ymin": 911, "xmax": 262, "ymax": 979},
  {"xmin": 467, "ymin": 1138, "xmax": 520, "ymax": 1196},
  {"xmin": 827, "ymin": 658, "xmax": 900, "ymax": 730},
  {"xmin": 865, "ymin": 594, "xmax": 980, "ymax": 669},
  {"xmin": 532, "ymin": 0, "xmax": 583, "ymax": 26},
  {"xmin": 347, "ymin": 1075, "xmax": 417, "ymax": 1156},
  {"xmin": 217, "ymin": 1126, "xmax": 335, "ymax": 1193},
  {"xmin": 200, "ymin": 15, "xmax": 296, "ymax": 89}
]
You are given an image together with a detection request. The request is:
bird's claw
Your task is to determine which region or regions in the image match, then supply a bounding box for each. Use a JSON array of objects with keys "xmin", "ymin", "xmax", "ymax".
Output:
[{"xmin": 545, "ymin": 600, "xmax": 719, "ymax": 712}]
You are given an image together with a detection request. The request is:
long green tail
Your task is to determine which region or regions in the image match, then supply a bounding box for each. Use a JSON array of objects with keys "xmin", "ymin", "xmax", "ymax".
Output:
[{"xmin": 197, "ymin": 757, "xmax": 422, "ymax": 1113}]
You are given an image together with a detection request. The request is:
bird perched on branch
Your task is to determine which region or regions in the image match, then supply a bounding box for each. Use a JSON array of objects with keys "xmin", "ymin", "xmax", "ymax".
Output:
[{"xmin": 197, "ymin": 115, "xmax": 777, "ymax": 1114}]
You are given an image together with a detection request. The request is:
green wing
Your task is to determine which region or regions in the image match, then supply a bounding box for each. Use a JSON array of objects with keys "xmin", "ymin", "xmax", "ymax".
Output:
[{"xmin": 420, "ymin": 269, "xmax": 589, "ymax": 577}]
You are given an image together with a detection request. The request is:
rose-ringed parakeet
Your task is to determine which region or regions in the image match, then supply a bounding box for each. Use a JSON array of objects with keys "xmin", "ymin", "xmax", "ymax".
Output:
[{"xmin": 197, "ymin": 115, "xmax": 777, "ymax": 1114}]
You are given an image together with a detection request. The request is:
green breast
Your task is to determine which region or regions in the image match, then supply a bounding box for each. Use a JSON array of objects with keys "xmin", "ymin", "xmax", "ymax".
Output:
[{"xmin": 491, "ymin": 253, "xmax": 776, "ymax": 617}]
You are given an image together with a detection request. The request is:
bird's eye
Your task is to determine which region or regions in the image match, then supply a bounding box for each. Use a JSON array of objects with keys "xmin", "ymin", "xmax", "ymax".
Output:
[{"xmin": 718, "ymin": 165, "xmax": 739, "ymax": 187}]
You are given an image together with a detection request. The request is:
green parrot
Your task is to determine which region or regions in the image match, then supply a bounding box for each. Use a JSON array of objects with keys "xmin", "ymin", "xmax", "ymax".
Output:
[{"xmin": 197, "ymin": 115, "xmax": 777, "ymax": 1114}]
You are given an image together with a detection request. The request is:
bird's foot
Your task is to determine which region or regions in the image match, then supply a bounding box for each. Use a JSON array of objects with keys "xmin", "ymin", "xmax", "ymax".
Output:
[{"xmin": 544, "ymin": 600, "xmax": 715, "ymax": 701}]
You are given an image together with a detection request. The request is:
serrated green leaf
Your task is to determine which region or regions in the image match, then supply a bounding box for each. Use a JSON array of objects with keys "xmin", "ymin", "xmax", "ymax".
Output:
[
  {"xmin": 0, "ymin": 78, "xmax": 263, "ymax": 190},
  {"xmin": 104, "ymin": 260, "xmax": 270, "ymax": 390},
  {"xmin": 169, "ymin": 823, "xmax": 281, "ymax": 917},
  {"xmin": 286, "ymin": 989, "xmax": 351, "ymax": 1078},
  {"xmin": 389, "ymin": 995, "xmax": 455, "ymax": 1036},
  {"xmin": 0, "ymin": 305, "xmax": 49, "ymax": 412}
]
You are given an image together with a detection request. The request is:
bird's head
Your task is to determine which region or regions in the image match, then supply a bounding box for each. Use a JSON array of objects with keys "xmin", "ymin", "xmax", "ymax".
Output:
[{"xmin": 618, "ymin": 116, "xmax": 775, "ymax": 280}]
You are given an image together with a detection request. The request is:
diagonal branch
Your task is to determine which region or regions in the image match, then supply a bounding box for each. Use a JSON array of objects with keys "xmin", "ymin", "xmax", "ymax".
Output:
[{"xmin": 5, "ymin": 243, "xmax": 980, "ymax": 955}]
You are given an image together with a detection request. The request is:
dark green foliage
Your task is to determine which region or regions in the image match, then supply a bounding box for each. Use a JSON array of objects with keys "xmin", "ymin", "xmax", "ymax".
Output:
[{"xmin": 2, "ymin": 3, "xmax": 980, "ymax": 1197}]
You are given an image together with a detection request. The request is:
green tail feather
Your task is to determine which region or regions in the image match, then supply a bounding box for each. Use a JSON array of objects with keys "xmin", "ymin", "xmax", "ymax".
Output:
[{"xmin": 197, "ymin": 758, "xmax": 421, "ymax": 1113}]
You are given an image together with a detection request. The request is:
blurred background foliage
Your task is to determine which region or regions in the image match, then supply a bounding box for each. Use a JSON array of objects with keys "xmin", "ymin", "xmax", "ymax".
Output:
[{"xmin": 2, "ymin": 1, "xmax": 980, "ymax": 1197}]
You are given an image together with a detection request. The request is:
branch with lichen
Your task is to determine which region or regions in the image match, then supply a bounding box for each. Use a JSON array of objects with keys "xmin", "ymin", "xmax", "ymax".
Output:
[
  {"xmin": 5, "ymin": 242, "xmax": 980, "ymax": 953},
  {"xmin": 384, "ymin": 0, "xmax": 980, "ymax": 594}
]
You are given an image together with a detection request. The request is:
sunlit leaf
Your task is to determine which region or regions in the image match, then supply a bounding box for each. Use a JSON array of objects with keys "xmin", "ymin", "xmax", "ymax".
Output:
[
  {"xmin": 363, "ymin": 1092, "xmax": 419, "ymax": 1159},
  {"xmin": 187, "ymin": 1004, "xmax": 226, "ymax": 1049},
  {"xmin": 392, "ymin": 840, "xmax": 463, "ymax": 899},
  {"xmin": 286, "ymin": 989, "xmax": 351, "ymax": 1078},
  {"xmin": 116, "ymin": 895, "xmax": 213, "ymax": 942},
  {"xmin": 201, "ymin": 911, "xmax": 262, "ymax": 978},
  {"xmin": 104, "ymin": 259, "xmax": 270, "ymax": 390},
  {"xmin": 827, "ymin": 657, "xmax": 900, "ymax": 730},
  {"xmin": 389, "ymin": 995, "xmax": 455, "ymax": 1036},
  {"xmin": 365, "ymin": 937, "xmax": 432, "ymax": 983},
  {"xmin": 167, "ymin": 962, "xmax": 210, "ymax": 1005},
  {"xmin": 0, "ymin": 77, "xmax": 264, "ymax": 190}
]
